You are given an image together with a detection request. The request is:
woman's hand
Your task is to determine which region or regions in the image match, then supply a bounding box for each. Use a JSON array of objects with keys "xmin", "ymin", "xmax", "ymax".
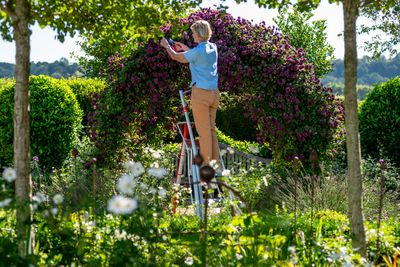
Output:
[
  {"xmin": 174, "ymin": 42, "xmax": 189, "ymax": 51},
  {"xmin": 160, "ymin": 38, "xmax": 170, "ymax": 49}
]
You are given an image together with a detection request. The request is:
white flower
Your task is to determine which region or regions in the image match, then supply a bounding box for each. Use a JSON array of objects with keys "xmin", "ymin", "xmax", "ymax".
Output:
[
  {"xmin": 117, "ymin": 174, "xmax": 136, "ymax": 195},
  {"xmin": 248, "ymin": 144, "xmax": 260, "ymax": 154},
  {"xmin": 209, "ymin": 160, "xmax": 218, "ymax": 169},
  {"xmin": 123, "ymin": 161, "xmax": 145, "ymax": 177},
  {"xmin": 147, "ymin": 167, "xmax": 168, "ymax": 179},
  {"xmin": 2, "ymin": 167, "xmax": 16, "ymax": 182},
  {"xmin": 162, "ymin": 235, "xmax": 167, "ymax": 241},
  {"xmin": 114, "ymin": 229, "xmax": 127, "ymax": 240},
  {"xmin": 139, "ymin": 183, "xmax": 148, "ymax": 190},
  {"xmin": 288, "ymin": 246, "xmax": 296, "ymax": 254},
  {"xmin": 33, "ymin": 192, "xmax": 47, "ymax": 204},
  {"xmin": 53, "ymin": 194, "xmax": 63, "ymax": 205},
  {"xmin": 158, "ymin": 188, "xmax": 167, "ymax": 198},
  {"xmin": 107, "ymin": 195, "xmax": 138, "ymax": 215},
  {"xmin": 0, "ymin": 198, "xmax": 12, "ymax": 208},
  {"xmin": 220, "ymin": 149, "xmax": 227, "ymax": 156},
  {"xmin": 152, "ymin": 150, "xmax": 162, "ymax": 159},
  {"xmin": 222, "ymin": 169, "xmax": 231, "ymax": 177},
  {"xmin": 184, "ymin": 256, "xmax": 193, "ymax": 265},
  {"xmin": 235, "ymin": 253, "xmax": 243, "ymax": 260},
  {"xmin": 51, "ymin": 208, "xmax": 58, "ymax": 216},
  {"xmin": 149, "ymin": 188, "xmax": 157, "ymax": 195},
  {"xmin": 150, "ymin": 162, "xmax": 160, "ymax": 168}
]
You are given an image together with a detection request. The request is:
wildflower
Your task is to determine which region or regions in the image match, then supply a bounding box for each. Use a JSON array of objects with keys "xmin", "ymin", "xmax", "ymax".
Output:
[
  {"xmin": 124, "ymin": 161, "xmax": 145, "ymax": 177},
  {"xmin": 158, "ymin": 188, "xmax": 167, "ymax": 198},
  {"xmin": 149, "ymin": 188, "xmax": 157, "ymax": 195},
  {"xmin": 288, "ymin": 246, "xmax": 296, "ymax": 254},
  {"xmin": 184, "ymin": 256, "xmax": 193, "ymax": 265},
  {"xmin": 32, "ymin": 156, "xmax": 39, "ymax": 162},
  {"xmin": 139, "ymin": 183, "xmax": 148, "ymax": 190},
  {"xmin": 235, "ymin": 253, "xmax": 243, "ymax": 260},
  {"xmin": 147, "ymin": 167, "xmax": 168, "ymax": 179},
  {"xmin": 220, "ymin": 149, "xmax": 227, "ymax": 156},
  {"xmin": 117, "ymin": 174, "xmax": 136, "ymax": 195},
  {"xmin": 248, "ymin": 144, "xmax": 260, "ymax": 154},
  {"xmin": 209, "ymin": 160, "xmax": 219, "ymax": 170},
  {"xmin": 222, "ymin": 169, "xmax": 231, "ymax": 177},
  {"xmin": 114, "ymin": 229, "xmax": 128, "ymax": 240},
  {"xmin": 53, "ymin": 194, "xmax": 63, "ymax": 205},
  {"xmin": 2, "ymin": 167, "xmax": 16, "ymax": 182},
  {"xmin": 152, "ymin": 149, "xmax": 162, "ymax": 159},
  {"xmin": 107, "ymin": 195, "xmax": 138, "ymax": 215},
  {"xmin": 0, "ymin": 198, "xmax": 12, "ymax": 208},
  {"xmin": 33, "ymin": 192, "xmax": 47, "ymax": 204},
  {"xmin": 51, "ymin": 208, "xmax": 58, "ymax": 216}
]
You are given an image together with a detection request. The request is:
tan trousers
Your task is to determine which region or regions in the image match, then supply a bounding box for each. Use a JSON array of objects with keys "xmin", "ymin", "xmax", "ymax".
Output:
[{"xmin": 191, "ymin": 86, "xmax": 220, "ymax": 165}]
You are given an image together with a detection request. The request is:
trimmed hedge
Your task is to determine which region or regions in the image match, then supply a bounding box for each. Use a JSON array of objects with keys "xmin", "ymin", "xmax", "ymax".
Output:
[
  {"xmin": 0, "ymin": 75, "xmax": 82, "ymax": 169},
  {"xmin": 359, "ymin": 77, "xmax": 400, "ymax": 166},
  {"xmin": 64, "ymin": 78, "xmax": 106, "ymax": 127}
]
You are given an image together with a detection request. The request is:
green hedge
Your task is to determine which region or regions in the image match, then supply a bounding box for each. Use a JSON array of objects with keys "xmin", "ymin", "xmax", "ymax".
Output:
[
  {"xmin": 64, "ymin": 78, "xmax": 106, "ymax": 127},
  {"xmin": 0, "ymin": 75, "xmax": 82, "ymax": 169},
  {"xmin": 359, "ymin": 77, "xmax": 400, "ymax": 166}
]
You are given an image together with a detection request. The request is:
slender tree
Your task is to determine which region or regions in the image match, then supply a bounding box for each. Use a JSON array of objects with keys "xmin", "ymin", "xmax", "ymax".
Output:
[
  {"xmin": 236, "ymin": 0, "xmax": 397, "ymax": 257},
  {"xmin": 0, "ymin": 0, "xmax": 199, "ymax": 257}
]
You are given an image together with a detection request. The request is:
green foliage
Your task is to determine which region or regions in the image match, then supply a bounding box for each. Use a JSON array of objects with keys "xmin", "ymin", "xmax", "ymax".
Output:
[
  {"xmin": 216, "ymin": 92, "xmax": 258, "ymax": 141},
  {"xmin": 359, "ymin": 77, "xmax": 400, "ymax": 166},
  {"xmin": 273, "ymin": 6, "xmax": 334, "ymax": 77},
  {"xmin": 76, "ymin": 1, "xmax": 199, "ymax": 77},
  {"xmin": 361, "ymin": 3, "xmax": 400, "ymax": 58},
  {"xmin": 361, "ymin": 157, "xmax": 400, "ymax": 192},
  {"xmin": 0, "ymin": 75, "xmax": 82, "ymax": 169},
  {"xmin": 64, "ymin": 77, "xmax": 106, "ymax": 127},
  {"xmin": 216, "ymin": 128, "xmax": 272, "ymax": 158}
]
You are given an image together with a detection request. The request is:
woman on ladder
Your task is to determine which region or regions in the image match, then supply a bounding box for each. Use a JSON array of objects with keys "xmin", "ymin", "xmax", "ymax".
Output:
[{"xmin": 161, "ymin": 20, "xmax": 220, "ymax": 167}]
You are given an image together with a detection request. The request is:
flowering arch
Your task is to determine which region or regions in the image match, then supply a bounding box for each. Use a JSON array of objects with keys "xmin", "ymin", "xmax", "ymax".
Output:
[{"xmin": 90, "ymin": 9, "xmax": 343, "ymax": 165}]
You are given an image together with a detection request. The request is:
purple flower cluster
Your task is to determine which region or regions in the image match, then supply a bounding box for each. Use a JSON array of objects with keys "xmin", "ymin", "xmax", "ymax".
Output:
[{"xmin": 89, "ymin": 8, "xmax": 344, "ymax": 165}]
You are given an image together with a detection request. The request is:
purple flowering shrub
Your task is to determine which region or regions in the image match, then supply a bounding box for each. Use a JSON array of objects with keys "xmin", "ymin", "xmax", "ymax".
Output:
[{"xmin": 89, "ymin": 9, "xmax": 344, "ymax": 166}]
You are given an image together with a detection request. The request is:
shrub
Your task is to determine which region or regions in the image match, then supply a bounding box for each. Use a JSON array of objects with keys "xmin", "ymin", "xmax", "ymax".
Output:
[
  {"xmin": 216, "ymin": 92, "xmax": 257, "ymax": 142},
  {"xmin": 92, "ymin": 9, "xmax": 343, "ymax": 167},
  {"xmin": 0, "ymin": 75, "xmax": 82, "ymax": 169},
  {"xmin": 64, "ymin": 78, "xmax": 106, "ymax": 127},
  {"xmin": 359, "ymin": 77, "xmax": 400, "ymax": 166}
]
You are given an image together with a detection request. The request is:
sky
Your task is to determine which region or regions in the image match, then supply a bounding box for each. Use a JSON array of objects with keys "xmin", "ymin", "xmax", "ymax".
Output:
[{"xmin": 0, "ymin": 0, "xmax": 379, "ymax": 63}]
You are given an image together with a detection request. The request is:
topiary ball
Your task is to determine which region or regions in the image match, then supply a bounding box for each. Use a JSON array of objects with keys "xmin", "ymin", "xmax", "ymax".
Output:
[
  {"xmin": 359, "ymin": 77, "xmax": 400, "ymax": 166},
  {"xmin": 0, "ymin": 75, "xmax": 82, "ymax": 170}
]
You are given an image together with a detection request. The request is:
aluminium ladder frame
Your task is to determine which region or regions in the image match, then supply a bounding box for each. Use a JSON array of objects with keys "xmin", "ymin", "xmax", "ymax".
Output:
[{"xmin": 178, "ymin": 89, "xmax": 204, "ymax": 219}]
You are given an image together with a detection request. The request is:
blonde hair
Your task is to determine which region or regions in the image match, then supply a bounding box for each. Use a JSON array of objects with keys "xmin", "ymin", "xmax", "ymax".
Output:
[{"xmin": 190, "ymin": 20, "xmax": 212, "ymax": 41}]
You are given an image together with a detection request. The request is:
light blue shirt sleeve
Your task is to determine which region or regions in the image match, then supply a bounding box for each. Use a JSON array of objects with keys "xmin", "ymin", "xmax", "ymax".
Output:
[{"xmin": 184, "ymin": 47, "xmax": 199, "ymax": 63}]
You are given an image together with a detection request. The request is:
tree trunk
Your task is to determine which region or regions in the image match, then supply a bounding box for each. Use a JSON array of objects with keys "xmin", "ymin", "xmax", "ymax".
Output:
[
  {"xmin": 342, "ymin": 0, "xmax": 366, "ymax": 257},
  {"xmin": 13, "ymin": 0, "xmax": 33, "ymax": 257}
]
